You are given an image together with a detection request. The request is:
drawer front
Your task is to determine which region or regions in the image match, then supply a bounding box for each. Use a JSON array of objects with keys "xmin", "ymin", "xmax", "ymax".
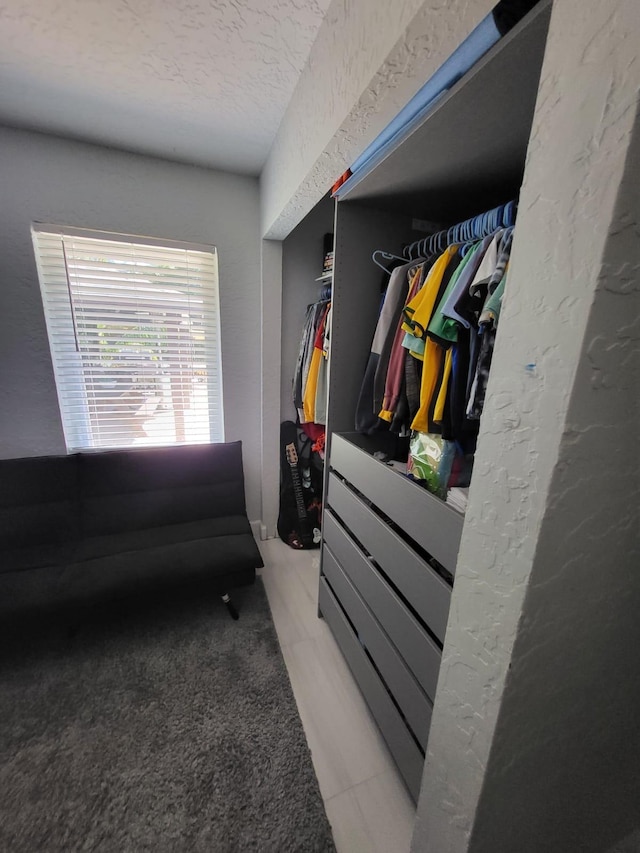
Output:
[
  {"xmin": 318, "ymin": 576, "xmax": 424, "ymax": 801},
  {"xmin": 326, "ymin": 473, "xmax": 452, "ymax": 643},
  {"xmin": 322, "ymin": 543, "xmax": 432, "ymax": 749},
  {"xmin": 323, "ymin": 511, "xmax": 442, "ymax": 703},
  {"xmin": 330, "ymin": 433, "xmax": 463, "ymax": 573}
]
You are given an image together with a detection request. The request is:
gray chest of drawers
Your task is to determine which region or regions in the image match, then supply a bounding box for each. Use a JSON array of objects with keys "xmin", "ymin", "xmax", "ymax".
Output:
[{"xmin": 318, "ymin": 432, "xmax": 464, "ymax": 801}]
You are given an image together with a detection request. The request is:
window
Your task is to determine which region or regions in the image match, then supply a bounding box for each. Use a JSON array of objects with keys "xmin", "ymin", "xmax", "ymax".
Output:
[{"xmin": 32, "ymin": 226, "xmax": 224, "ymax": 451}]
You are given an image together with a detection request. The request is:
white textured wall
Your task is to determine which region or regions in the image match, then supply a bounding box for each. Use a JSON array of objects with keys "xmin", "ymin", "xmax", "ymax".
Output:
[
  {"xmin": 0, "ymin": 0, "xmax": 332, "ymax": 174},
  {"xmin": 260, "ymin": 238, "xmax": 283, "ymax": 539},
  {"xmin": 0, "ymin": 127, "xmax": 263, "ymax": 521},
  {"xmin": 412, "ymin": 2, "xmax": 640, "ymax": 850},
  {"xmin": 261, "ymin": 0, "xmax": 494, "ymax": 239},
  {"xmin": 469, "ymin": 114, "xmax": 640, "ymax": 853}
]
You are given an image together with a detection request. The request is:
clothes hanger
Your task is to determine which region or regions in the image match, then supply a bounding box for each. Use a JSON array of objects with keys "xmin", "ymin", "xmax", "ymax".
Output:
[
  {"xmin": 402, "ymin": 200, "xmax": 517, "ymax": 261},
  {"xmin": 503, "ymin": 201, "xmax": 516, "ymax": 226},
  {"xmin": 371, "ymin": 249, "xmax": 405, "ymax": 271}
]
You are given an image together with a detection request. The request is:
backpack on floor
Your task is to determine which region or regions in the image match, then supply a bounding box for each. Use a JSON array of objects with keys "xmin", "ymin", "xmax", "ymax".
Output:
[{"xmin": 277, "ymin": 421, "xmax": 322, "ymax": 550}]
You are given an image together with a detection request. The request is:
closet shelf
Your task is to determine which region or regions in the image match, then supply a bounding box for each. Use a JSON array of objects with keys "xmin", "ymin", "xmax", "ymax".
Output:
[
  {"xmin": 315, "ymin": 272, "xmax": 333, "ymax": 281},
  {"xmin": 337, "ymin": 0, "xmax": 551, "ymax": 223}
]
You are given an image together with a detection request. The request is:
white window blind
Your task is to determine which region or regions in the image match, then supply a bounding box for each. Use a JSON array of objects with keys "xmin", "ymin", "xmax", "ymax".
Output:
[{"xmin": 32, "ymin": 225, "xmax": 224, "ymax": 451}]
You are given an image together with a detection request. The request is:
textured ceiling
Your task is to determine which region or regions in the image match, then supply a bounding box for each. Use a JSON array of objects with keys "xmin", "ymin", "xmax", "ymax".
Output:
[{"xmin": 0, "ymin": 0, "xmax": 332, "ymax": 175}]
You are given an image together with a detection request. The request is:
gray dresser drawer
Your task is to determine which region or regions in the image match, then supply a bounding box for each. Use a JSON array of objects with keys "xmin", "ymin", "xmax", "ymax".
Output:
[
  {"xmin": 329, "ymin": 433, "xmax": 463, "ymax": 574},
  {"xmin": 326, "ymin": 473, "xmax": 452, "ymax": 643},
  {"xmin": 318, "ymin": 576, "xmax": 424, "ymax": 801},
  {"xmin": 322, "ymin": 542, "xmax": 432, "ymax": 749},
  {"xmin": 323, "ymin": 510, "xmax": 442, "ymax": 702}
]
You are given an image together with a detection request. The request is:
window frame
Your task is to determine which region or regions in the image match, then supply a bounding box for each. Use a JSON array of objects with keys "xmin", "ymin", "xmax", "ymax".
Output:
[{"xmin": 32, "ymin": 223, "xmax": 225, "ymax": 452}]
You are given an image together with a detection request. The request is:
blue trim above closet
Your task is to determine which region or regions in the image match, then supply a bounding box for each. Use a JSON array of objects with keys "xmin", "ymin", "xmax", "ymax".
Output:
[{"xmin": 335, "ymin": 13, "xmax": 500, "ymax": 200}]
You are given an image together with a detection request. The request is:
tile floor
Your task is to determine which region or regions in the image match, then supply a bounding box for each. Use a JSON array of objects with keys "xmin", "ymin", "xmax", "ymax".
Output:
[{"xmin": 258, "ymin": 538, "xmax": 415, "ymax": 853}]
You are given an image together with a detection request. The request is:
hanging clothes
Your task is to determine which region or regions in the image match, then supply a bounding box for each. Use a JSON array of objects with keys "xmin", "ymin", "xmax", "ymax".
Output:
[
  {"xmin": 399, "ymin": 245, "xmax": 461, "ymax": 434},
  {"xmin": 400, "ymin": 245, "xmax": 460, "ymax": 358},
  {"xmin": 463, "ymin": 230, "xmax": 512, "ymax": 408},
  {"xmin": 294, "ymin": 302, "xmax": 322, "ymax": 420},
  {"xmin": 293, "ymin": 305, "xmax": 313, "ymax": 418},
  {"xmin": 302, "ymin": 303, "xmax": 330, "ymax": 424},
  {"xmin": 293, "ymin": 300, "xmax": 331, "ymax": 425},
  {"xmin": 438, "ymin": 234, "xmax": 495, "ymax": 330},
  {"xmin": 467, "ymin": 232, "xmax": 513, "ymax": 418},
  {"xmin": 354, "ymin": 200, "xmax": 518, "ymax": 505},
  {"xmin": 378, "ymin": 264, "xmax": 425, "ymax": 424},
  {"xmin": 355, "ymin": 261, "xmax": 413, "ymax": 433},
  {"xmin": 314, "ymin": 306, "xmax": 331, "ymax": 426},
  {"xmin": 404, "ymin": 348, "xmax": 423, "ymax": 424},
  {"xmin": 426, "ymin": 234, "xmax": 500, "ymax": 345}
]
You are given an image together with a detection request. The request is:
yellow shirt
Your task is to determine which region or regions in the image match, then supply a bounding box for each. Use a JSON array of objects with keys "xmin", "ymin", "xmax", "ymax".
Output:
[{"xmin": 401, "ymin": 245, "xmax": 459, "ymax": 355}]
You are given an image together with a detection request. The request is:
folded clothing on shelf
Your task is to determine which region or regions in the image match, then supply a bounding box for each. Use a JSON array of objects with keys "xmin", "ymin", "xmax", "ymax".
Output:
[{"xmin": 446, "ymin": 487, "xmax": 469, "ymax": 514}]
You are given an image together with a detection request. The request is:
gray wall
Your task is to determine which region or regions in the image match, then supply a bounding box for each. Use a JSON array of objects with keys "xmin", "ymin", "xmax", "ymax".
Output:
[
  {"xmin": 412, "ymin": 1, "xmax": 640, "ymax": 850},
  {"xmin": 280, "ymin": 193, "xmax": 334, "ymax": 422},
  {"xmin": 0, "ymin": 126, "xmax": 263, "ymax": 520}
]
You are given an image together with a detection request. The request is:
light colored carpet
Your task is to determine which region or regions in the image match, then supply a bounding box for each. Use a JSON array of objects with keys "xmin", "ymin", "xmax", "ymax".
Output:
[{"xmin": 0, "ymin": 579, "xmax": 335, "ymax": 852}]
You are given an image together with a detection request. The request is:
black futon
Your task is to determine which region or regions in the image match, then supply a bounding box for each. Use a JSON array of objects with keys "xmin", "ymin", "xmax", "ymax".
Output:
[{"xmin": 0, "ymin": 441, "xmax": 263, "ymax": 618}]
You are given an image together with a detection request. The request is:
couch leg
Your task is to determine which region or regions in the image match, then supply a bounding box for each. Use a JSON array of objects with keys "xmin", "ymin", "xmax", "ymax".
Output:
[{"xmin": 221, "ymin": 593, "xmax": 239, "ymax": 620}]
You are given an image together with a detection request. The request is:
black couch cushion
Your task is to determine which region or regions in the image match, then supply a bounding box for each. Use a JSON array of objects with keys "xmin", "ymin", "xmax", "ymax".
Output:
[
  {"xmin": 0, "ymin": 455, "xmax": 79, "ymax": 572},
  {"xmin": 0, "ymin": 561, "xmax": 257, "ymax": 617},
  {"xmin": 75, "ymin": 533, "xmax": 261, "ymax": 587},
  {"xmin": 79, "ymin": 442, "xmax": 249, "ymax": 536},
  {"xmin": 78, "ymin": 515, "xmax": 255, "ymax": 562}
]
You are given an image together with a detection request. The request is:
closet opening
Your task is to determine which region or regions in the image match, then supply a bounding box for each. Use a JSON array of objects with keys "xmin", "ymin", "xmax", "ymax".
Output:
[
  {"xmin": 278, "ymin": 0, "xmax": 553, "ymax": 804},
  {"xmin": 316, "ymin": 0, "xmax": 552, "ymax": 802}
]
